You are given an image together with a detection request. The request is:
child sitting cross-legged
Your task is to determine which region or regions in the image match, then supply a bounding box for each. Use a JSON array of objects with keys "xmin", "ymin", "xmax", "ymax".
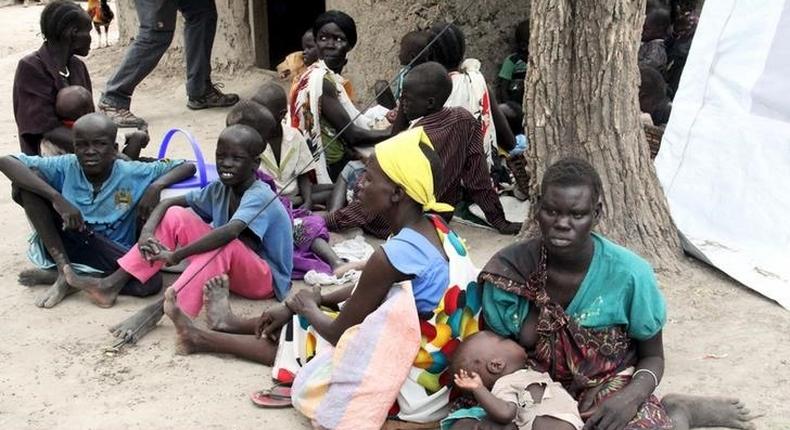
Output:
[
  {"xmin": 64, "ymin": 124, "xmax": 294, "ymax": 320},
  {"xmin": 446, "ymin": 331, "xmax": 584, "ymax": 430}
]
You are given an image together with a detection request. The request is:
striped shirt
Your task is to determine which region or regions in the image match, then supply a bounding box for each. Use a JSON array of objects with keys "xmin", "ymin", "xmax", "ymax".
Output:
[{"xmin": 326, "ymin": 108, "xmax": 507, "ymax": 237}]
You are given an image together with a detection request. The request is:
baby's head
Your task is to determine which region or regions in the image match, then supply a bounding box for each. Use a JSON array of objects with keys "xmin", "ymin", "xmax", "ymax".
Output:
[
  {"xmin": 251, "ymin": 82, "xmax": 288, "ymax": 125},
  {"xmin": 399, "ymin": 30, "xmax": 432, "ymax": 66},
  {"xmin": 226, "ymin": 100, "xmax": 278, "ymax": 144},
  {"xmin": 450, "ymin": 331, "xmax": 528, "ymax": 390},
  {"xmin": 56, "ymin": 85, "xmax": 95, "ymax": 123}
]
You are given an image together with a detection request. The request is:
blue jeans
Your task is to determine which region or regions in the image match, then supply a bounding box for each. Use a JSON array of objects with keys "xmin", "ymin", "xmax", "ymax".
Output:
[{"xmin": 100, "ymin": 0, "xmax": 218, "ymax": 108}]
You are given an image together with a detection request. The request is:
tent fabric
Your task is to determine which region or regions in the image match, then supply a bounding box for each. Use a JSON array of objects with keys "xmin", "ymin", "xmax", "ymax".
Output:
[{"xmin": 655, "ymin": 0, "xmax": 790, "ymax": 310}]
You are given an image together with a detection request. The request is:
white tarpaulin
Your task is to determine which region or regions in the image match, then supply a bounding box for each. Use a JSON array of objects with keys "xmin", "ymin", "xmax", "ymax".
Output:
[{"xmin": 655, "ymin": 0, "xmax": 790, "ymax": 309}]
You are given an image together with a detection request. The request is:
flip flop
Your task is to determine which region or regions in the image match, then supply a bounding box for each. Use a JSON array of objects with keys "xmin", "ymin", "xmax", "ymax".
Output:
[{"xmin": 250, "ymin": 385, "xmax": 292, "ymax": 409}]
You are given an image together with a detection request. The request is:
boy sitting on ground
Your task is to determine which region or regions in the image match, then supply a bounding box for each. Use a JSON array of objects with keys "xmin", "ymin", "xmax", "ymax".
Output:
[
  {"xmin": 0, "ymin": 113, "xmax": 195, "ymax": 308},
  {"xmin": 64, "ymin": 125, "xmax": 293, "ymax": 343},
  {"xmin": 227, "ymin": 98, "xmax": 344, "ymax": 277},
  {"xmin": 448, "ymin": 331, "xmax": 583, "ymax": 430},
  {"xmin": 42, "ymin": 85, "xmax": 149, "ymax": 160},
  {"xmin": 250, "ymin": 84, "xmax": 333, "ymax": 208}
]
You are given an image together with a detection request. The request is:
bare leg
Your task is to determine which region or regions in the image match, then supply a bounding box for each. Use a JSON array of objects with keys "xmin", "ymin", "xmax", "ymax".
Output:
[
  {"xmin": 203, "ymin": 275, "xmax": 257, "ymax": 334},
  {"xmin": 328, "ymin": 178, "xmax": 349, "ymax": 212},
  {"xmin": 163, "ymin": 287, "xmax": 277, "ymax": 364},
  {"xmin": 63, "ymin": 265, "xmax": 132, "ymax": 308},
  {"xmin": 19, "ymin": 190, "xmax": 77, "ymax": 308},
  {"xmin": 18, "ymin": 268, "xmax": 58, "ymax": 286},
  {"xmin": 109, "ymin": 297, "xmax": 165, "ymax": 344},
  {"xmin": 310, "ymin": 238, "xmax": 344, "ymax": 270},
  {"xmin": 662, "ymin": 394, "xmax": 756, "ymax": 430}
]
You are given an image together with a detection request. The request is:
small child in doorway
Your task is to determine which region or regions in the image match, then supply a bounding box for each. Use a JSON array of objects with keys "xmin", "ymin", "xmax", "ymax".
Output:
[
  {"xmin": 277, "ymin": 29, "xmax": 319, "ymax": 85},
  {"xmin": 445, "ymin": 331, "xmax": 584, "ymax": 430}
]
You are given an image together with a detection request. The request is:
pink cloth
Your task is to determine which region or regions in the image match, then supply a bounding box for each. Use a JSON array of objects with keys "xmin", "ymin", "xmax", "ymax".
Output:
[{"xmin": 118, "ymin": 206, "xmax": 274, "ymax": 316}]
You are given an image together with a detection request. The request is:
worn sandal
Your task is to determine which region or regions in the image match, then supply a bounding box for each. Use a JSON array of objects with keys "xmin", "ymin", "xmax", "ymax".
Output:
[{"xmin": 250, "ymin": 385, "xmax": 292, "ymax": 408}]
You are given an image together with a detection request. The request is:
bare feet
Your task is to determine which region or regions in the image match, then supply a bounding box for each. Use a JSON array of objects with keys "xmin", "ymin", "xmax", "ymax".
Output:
[
  {"xmin": 34, "ymin": 274, "xmax": 77, "ymax": 308},
  {"xmin": 109, "ymin": 299, "xmax": 164, "ymax": 344},
  {"xmin": 663, "ymin": 394, "xmax": 757, "ymax": 430},
  {"xmin": 18, "ymin": 268, "xmax": 58, "ymax": 286},
  {"xmin": 203, "ymin": 275, "xmax": 237, "ymax": 332},
  {"xmin": 163, "ymin": 287, "xmax": 200, "ymax": 355},
  {"xmin": 63, "ymin": 265, "xmax": 117, "ymax": 308}
]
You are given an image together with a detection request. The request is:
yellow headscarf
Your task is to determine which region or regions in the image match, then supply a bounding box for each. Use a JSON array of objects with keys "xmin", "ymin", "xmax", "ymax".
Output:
[{"xmin": 374, "ymin": 127, "xmax": 454, "ymax": 213}]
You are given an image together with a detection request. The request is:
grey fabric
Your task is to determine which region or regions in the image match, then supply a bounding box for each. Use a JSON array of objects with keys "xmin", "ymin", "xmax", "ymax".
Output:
[{"xmin": 101, "ymin": 0, "xmax": 217, "ymax": 108}]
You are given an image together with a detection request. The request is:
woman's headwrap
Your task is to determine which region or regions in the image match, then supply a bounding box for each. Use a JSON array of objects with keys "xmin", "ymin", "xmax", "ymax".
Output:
[
  {"xmin": 313, "ymin": 10, "xmax": 358, "ymax": 49},
  {"xmin": 374, "ymin": 127, "xmax": 454, "ymax": 213}
]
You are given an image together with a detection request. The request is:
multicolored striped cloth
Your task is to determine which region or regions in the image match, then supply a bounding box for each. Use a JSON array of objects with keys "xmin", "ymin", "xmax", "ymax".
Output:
[{"xmin": 274, "ymin": 216, "xmax": 483, "ymax": 429}]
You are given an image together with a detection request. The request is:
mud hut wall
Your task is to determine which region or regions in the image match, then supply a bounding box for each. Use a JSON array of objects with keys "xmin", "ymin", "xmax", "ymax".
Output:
[
  {"xmin": 115, "ymin": 0, "xmax": 254, "ymax": 74},
  {"xmin": 326, "ymin": 0, "xmax": 531, "ymax": 101}
]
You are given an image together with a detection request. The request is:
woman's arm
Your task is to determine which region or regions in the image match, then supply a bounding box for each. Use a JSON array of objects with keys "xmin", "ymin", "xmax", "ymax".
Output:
[
  {"xmin": 293, "ymin": 248, "xmax": 405, "ymax": 345},
  {"xmin": 320, "ymin": 80, "xmax": 390, "ymax": 148},
  {"xmin": 581, "ymin": 331, "xmax": 664, "ymax": 429}
]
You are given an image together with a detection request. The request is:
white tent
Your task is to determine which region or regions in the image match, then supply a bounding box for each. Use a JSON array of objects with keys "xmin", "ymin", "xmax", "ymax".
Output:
[{"xmin": 656, "ymin": 0, "xmax": 790, "ymax": 309}]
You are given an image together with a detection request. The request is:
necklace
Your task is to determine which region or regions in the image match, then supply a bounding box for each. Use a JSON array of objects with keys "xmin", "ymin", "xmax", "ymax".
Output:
[{"xmin": 59, "ymin": 66, "xmax": 70, "ymax": 78}]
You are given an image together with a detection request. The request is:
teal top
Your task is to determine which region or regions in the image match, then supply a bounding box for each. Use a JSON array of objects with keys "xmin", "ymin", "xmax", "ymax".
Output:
[{"xmin": 482, "ymin": 234, "xmax": 667, "ymax": 341}]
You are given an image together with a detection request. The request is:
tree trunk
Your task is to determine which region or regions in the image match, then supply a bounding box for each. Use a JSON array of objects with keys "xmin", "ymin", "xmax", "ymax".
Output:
[{"xmin": 524, "ymin": 0, "xmax": 681, "ymax": 270}]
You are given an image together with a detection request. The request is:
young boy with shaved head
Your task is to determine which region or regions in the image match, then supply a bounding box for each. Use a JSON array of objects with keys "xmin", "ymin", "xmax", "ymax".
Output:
[{"xmin": 0, "ymin": 113, "xmax": 196, "ymax": 308}]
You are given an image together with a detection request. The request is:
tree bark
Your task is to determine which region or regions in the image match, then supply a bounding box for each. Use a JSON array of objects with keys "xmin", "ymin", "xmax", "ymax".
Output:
[{"xmin": 524, "ymin": 0, "xmax": 681, "ymax": 270}]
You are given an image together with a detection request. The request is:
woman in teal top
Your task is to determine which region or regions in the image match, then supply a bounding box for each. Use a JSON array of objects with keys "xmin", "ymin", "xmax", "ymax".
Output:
[{"xmin": 446, "ymin": 158, "xmax": 755, "ymax": 430}]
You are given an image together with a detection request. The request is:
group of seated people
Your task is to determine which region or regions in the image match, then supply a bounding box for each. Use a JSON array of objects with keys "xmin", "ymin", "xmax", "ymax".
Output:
[
  {"xmin": 638, "ymin": 0, "xmax": 701, "ymax": 127},
  {"xmin": 5, "ymin": 2, "xmax": 756, "ymax": 430}
]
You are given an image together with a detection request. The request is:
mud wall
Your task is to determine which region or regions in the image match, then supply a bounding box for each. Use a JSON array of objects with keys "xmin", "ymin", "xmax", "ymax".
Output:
[
  {"xmin": 116, "ymin": 0, "xmax": 530, "ymax": 94},
  {"xmin": 326, "ymin": 0, "xmax": 531, "ymax": 98},
  {"xmin": 115, "ymin": 0, "xmax": 254, "ymax": 74}
]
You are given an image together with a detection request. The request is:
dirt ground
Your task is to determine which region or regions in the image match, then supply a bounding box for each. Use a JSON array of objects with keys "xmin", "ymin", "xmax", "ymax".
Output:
[{"xmin": 0, "ymin": 5, "xmax": 788, "ymax": 430}]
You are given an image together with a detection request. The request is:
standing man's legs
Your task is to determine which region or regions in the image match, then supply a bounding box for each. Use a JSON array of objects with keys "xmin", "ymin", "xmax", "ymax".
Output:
[
  {"xmin": 180, "ymin": 0, "xmax": 238, "ymax": 110},
  {"xmin": 99, "ymin": 0, "xmax": 178, "ymax": 127}
]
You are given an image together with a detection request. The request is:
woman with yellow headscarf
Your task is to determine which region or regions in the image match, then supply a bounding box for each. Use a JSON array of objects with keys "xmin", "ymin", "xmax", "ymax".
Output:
[{"xmin": 158, "ymin": 128, "xmax": 482, "ymax": 428}]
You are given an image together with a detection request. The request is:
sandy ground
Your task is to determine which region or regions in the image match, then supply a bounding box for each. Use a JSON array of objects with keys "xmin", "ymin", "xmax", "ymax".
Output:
[{"xmin": 0, "ymin": 5, "xmax": 789, "ymax": 430}]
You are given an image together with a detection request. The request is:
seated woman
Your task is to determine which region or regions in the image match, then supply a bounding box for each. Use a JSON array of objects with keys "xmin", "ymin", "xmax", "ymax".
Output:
[
  {"xmin": 160, "ymin": 127, "xmax": 482, "ymax": 428},
  {"xmin": 64, "ymin": 124, "xmax": 294, "ymax": 342},
  {"xmin": 14, "ymin": 1, "xmax": 92, "ymax": 156},
  {"xmin": 289, "ymin": 10, "xmax": 390, "ymax": 183},
  {"xmin": 445, "ymin": 158, "xmax": 755, "ymax": 430},
  {"xmin": 428, "ymin": 22, "xmax": 516, "ymax": 165}
]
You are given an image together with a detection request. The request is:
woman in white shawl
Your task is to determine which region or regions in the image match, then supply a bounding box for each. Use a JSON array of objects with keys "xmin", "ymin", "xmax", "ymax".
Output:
[
  {"xmin": 289, "ymin": 10, "xmax": 390, "ymax": 183},
  {"xmin": 428, "ymin": 22, "xmax": 516, "ymax": 167}
]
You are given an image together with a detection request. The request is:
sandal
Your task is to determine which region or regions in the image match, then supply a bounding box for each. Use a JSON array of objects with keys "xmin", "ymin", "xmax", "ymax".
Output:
[{"xmin": 250, "ymin": 385, "xmax": 292, "ymax": 408}]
